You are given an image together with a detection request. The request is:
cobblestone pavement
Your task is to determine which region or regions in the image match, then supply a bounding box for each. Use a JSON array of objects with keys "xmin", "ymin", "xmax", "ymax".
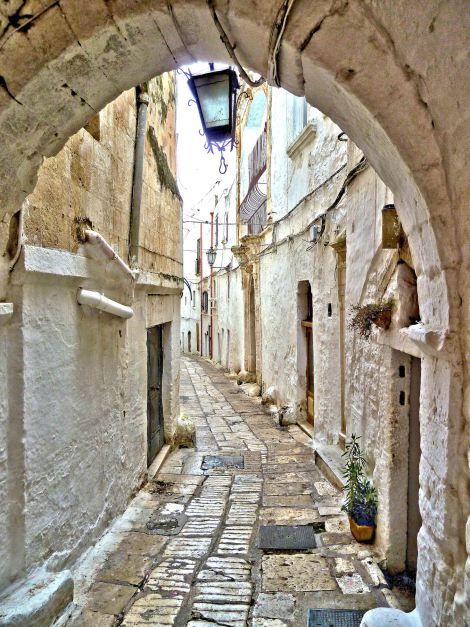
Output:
[{"xmin": 64, "ymin": 355, "xmax": 410, "ymax": 627}]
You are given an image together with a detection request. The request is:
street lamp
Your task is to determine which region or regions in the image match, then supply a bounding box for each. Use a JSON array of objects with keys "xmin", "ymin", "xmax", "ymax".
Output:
[
  {"xmin": 187, "ymin": 65, "xmax": 240, "ymax": 173},
  {"xmin": 206, "ymin": 246, "xmax": 217, "ymax": 267}
]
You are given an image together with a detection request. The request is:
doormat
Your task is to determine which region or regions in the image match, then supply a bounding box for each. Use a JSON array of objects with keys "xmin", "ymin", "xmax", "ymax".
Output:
[
  {"xmin": 201, "ymin": 455, "xmax": 244, "ymax": 470},
  {"xmin": 308, "ymin": 609, "xmax": 367, "ymax": 627},
  {"xmin": 259, "ymin": 525, "xmax": 317, "ymax": 550}
]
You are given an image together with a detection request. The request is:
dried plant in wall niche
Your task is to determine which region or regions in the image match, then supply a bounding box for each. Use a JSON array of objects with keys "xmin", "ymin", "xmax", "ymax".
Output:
[{"xmin": 348, "ymin": 301, "xmax": 393, "ymax": 338}]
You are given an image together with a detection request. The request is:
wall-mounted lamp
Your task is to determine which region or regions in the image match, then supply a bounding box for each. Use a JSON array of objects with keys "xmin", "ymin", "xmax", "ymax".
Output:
[{"xmin": 206, "ymin": 246, "xmax": 217, "ymax": 267}]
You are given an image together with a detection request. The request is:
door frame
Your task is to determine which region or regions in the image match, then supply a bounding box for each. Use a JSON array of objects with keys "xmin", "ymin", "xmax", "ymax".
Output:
[{"xmin": 147, "ymin": 324, "xmax": 165, "ymax": 467}]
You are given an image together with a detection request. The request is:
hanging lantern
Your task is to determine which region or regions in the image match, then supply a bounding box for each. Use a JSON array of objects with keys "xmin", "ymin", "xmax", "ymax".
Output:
[
  {"xmin": 187, "ymin": 65, "xmax": 240, "ymax": 173},
  {"xmin": 206, "ymin": 246, "xmax": 217, "ymax": 267}
]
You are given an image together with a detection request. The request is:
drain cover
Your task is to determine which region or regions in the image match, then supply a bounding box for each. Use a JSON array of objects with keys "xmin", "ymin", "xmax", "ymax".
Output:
[
  {"xmin": 308, "ymin": 609, "xmax": 367, "ymax": 627},
  {"xmin": 201, "ymin": 455, "xmax": 244, "ymax": 470},
  {"xmin": 259, "ymin": 525, "xmax": 317, "ymax": 550}
]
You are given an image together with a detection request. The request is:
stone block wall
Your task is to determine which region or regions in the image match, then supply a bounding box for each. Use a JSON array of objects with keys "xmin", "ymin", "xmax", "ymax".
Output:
[
  {"xmin": 22, "ymin": 74, "xmax": 181, "ymax": 279},
  {"xmin": 0, "ymin": 74, "xmax": 182, "ymax": 597}
]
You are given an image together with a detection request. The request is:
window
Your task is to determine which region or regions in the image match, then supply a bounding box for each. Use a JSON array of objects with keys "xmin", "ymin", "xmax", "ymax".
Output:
[
  {"xmin": 202, "ymin": 291, "xmax": 209, "ymax": 313},
  {"xmin": 196, "ymin": 238, "xmax": 201, "ymax": 275},
  {"xmin": 288, "ymin": 94, "xmax": 307, "ymax": 143},
  {"xmin": 215, "ymin": 214, "xmax": 219, "ymax": 246}
]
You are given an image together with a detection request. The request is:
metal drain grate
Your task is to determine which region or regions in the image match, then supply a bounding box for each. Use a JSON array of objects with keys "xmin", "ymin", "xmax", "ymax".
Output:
[
  {"xmin": 201, "ymin": 455, "xmax": 244, "ymax": 470},
  {"xmin": 308, "ymin": 609, "xmax": 367, "ymax": 627},
  {"xmin": 259, "ymin": 525, "xmax": 317, "ymax": 550}
]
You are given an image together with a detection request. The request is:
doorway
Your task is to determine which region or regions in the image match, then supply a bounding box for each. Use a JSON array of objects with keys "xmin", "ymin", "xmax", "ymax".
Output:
[
  {"xmin": 188, "ymin": 330, "xmax": 192, "ymax": 353},
  {"xmin": 302, "ymin": 283, "xmax": 314, "ymax": 424},
  {"xmin": 147, "ymin": 324, "xmax": 165, "ymax": 466},
  {"xmin": 407, "ymin": 356, "xmax": 422, "ymax": 573},
  {"xmin": 248, "ymin": 276, "xmax": 257, "ymax": 373}
]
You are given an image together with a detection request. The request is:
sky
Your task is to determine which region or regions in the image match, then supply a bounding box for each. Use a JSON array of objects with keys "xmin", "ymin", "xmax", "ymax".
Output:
[{"xmin": 176, "ymin": 63, "xmax": 236, "ymax": 220}]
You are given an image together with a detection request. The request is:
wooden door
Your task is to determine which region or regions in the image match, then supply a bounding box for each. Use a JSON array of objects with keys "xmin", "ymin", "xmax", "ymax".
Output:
[
  {"xmin": 147, "ymin": 325, "xmax": 164, "ymax": 466},
  {"xmin": 303, "ymin": 321, "xmax": 314, "ymax": 424}
]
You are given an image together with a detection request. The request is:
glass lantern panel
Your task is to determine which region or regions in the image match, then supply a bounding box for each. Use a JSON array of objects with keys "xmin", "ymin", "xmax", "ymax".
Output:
[{"xmin": 194, "ymin": 73, "xmax": 230, "ymax": 129}]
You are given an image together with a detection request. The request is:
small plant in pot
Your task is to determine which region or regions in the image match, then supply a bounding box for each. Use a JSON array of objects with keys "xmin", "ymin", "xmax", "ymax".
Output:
[
  {"xmin": 341, "ymin": 434, "xmax": 378, "ymax": 542},
  {"xmin": 349, "ymin": 301, "xmax": 393, "ymax": 338}
]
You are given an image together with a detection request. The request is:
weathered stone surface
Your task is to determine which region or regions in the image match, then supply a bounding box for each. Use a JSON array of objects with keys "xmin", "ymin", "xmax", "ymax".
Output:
[
  {"xmin": 325, "ymin": 517, "xmax": 350, "ymax": 533},
  {"xmin": 314, "ymin": 482, "xmax": 340, "ymax": 497},
  {"xmin": 262, "ymin": 495, "xmax": 314, "ymax": 508},
  {"xmin": 253, "ymin": 592, "xmax": 296, "ymax": 619},
  {"xmin": 262, "ymin": 554, "xmax": 337, "ymax": 592},
  {"xmin": 319, "ymin": 506, "xmax": 342, "ymax": 516},
  {"xmin": 83, "ymin": 582, "xmax": 136, "ymax": 615},
  {"xmin": 259, "ymin": 507, "xmax": 322, "ymax": 525},
  {"xmin": 0, "ymin": 568, "xmax": 73, "ymax": 627},
  {"xmin": 65, "ymin": 608, "xmax": 116, "ymax": 627},
  {"xmin": 96, "ymin": 551, "xmax": 153, "ymax": 586},
  {"xmin": 121, "ymin": 594, "xmax": 183, "ymax": 625},
  {"xmin": 264, "ymin": 482, "xmax": 312, "ymax": 496},
  {"xmin": 336, "ymin": 573, "xmax": 371, "ymax": 595}
]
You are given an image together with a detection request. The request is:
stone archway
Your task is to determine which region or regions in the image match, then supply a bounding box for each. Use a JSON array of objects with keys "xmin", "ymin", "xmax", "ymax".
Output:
[{"xmin": 0, "ymin": 2, "xmax": 468, "ymax": 624}]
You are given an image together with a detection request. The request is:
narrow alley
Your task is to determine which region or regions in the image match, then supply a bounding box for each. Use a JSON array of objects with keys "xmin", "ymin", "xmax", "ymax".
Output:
[{"xmin": 61, "ymin": 355, "xmax": 409, "ymax": 626}]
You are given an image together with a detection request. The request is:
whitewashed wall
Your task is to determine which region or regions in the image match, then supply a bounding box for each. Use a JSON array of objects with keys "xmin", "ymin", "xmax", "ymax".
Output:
[
  {"xmin": 199, "ymin": 88, "xmax": 421, "ymax": 571},
  {"xmin": 3, "ymin": 247, "xmax": 181, "ymax": 590}
]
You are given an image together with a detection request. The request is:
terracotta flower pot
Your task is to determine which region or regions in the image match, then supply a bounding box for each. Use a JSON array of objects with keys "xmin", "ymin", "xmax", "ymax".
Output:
[
  {"xmin": 372, "ymin": 309, "xmax": 391, "ymax": 330},
  {"xmin": 349, "ymin": 516, "xmax": 375, "ymax": 543}
]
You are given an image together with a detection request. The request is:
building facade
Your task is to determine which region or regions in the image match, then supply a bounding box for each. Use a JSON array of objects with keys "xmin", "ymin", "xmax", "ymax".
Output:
[
  {"xmin": 183, "ymin": 84, "xmax": 423, "ymax": 576},
  {"xmin": 1, "ymin": 74, "xmax": 182, "ymax": 602}
]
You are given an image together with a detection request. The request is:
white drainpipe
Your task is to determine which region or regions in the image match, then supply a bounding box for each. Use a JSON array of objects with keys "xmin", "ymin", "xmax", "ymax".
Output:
[{"xmin": 77, "ymin": 288, "xmax": 134, "ymax": 319}]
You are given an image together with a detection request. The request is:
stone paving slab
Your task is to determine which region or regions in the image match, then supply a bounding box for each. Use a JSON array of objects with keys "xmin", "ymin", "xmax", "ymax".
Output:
[
  {"xmin": 262, "ymin": 554, "xmax": 338, "ymax": 592},
  {"xmin": 83, "ymin": 581, "xmax": 136, "ymax": 615},
  {"xmin": 259, "ymin": 507, "xmax": 323, "ymax": 525}
]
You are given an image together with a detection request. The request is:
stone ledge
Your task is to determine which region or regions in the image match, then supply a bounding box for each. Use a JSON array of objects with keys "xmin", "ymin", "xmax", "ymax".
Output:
[
  {"xmin": 148, "ymin": 444, "xmax": 172, "ymax": 480},
  {"xmin": 314, "ymin": 444, "xmax": 345, "ymax": 490},
  {"xmin": 0, "ymin": 568, "xmax": 73, "ymax": 626},
  {"xmin": 286, "ymin": 122, "xmax": 316, "ymax": 158},
  {"xmin": 296, "ymin": 419, "xmax": 314, "ymax": 439},
  {"xmin": 11, "ymin": 246, "xmax": 182, "ymax": 294}
]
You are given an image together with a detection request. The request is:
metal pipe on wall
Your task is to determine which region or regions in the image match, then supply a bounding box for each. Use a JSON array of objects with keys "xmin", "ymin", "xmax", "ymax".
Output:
[
  {"xmin": 200, "ymin": 221, "xmax": 203, "ymax": 355},
  {"xmin": 210, "ymin": 211, "xmax": 214, "ymax": 359},
  {"xmin": 128, "ymin": 84, "xmax": 150, "ymax": 265}
]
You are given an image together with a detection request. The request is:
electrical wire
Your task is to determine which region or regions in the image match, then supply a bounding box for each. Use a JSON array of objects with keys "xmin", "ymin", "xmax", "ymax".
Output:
[
  {"xmin": 268, "ymin": 0, "xmax": 297, "ymax": 87},
  {"xmin": 0, "ymin": 1, "xmax": 60, "ymax": 50},
  {"xmin": 207, "ymin": 0, "xmax": 265, "ymax": 88}
]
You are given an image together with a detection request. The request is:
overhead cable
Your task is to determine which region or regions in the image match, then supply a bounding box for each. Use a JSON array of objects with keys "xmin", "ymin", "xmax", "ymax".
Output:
[{"xmin": 207, "ymin": 0, "xmax": 265, "ymax": 88}]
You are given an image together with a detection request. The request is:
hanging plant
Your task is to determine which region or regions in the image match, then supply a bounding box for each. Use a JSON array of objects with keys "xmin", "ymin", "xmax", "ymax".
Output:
[{"xmin": 349, "ymin": 300, "xmax": 393, "ymax": 338}]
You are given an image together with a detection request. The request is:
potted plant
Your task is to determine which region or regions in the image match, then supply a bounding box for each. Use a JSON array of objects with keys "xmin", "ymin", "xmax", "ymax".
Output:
[
  {"xmin": 349, "ymin": 301, "xmax": 393, "ymax": 338},
  {"xmin": 341, "ymin": 434, "xmax": 378, "ymax": 542}
]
